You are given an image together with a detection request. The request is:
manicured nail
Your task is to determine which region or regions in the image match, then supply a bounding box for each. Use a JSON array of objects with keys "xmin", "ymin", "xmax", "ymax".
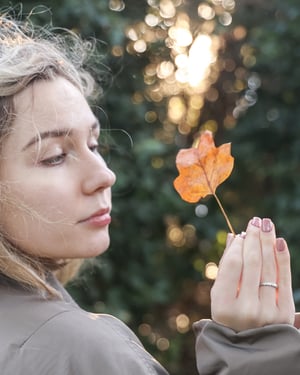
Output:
[
  {"xmin": 251, "ymin": 217, "xmax": 261, "ymax": 228},
  {"xmin": 276, "ymin": 238, "xmax": 286, "ymax": 252},
  {"xmin": 262, "ymin": 218, "xmax": 273, "ymax": 232}
]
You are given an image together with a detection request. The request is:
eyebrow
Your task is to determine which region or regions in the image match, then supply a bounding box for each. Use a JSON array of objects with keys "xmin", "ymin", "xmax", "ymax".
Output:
[{"xmin": 22, "ymin": 121, "xmax": 100, "ymax": 151}]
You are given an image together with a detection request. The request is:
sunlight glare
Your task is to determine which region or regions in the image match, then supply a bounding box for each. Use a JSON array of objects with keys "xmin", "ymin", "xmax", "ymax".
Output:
[
  {"xmin": 134, "ymin": 40, "xmax": 147, "ymax": 53},
  {"xmin": 145, "ymin": 14, "xmax": 160, "ymax": 27},
  {"xmin": 168, "ymin": 96, "xmax": 186, "ymax": 123},
  {"xmin": 157, "ymin": 61, "xmax": 175, "ymax": 79},
  {"xmin": 174, "ymin": 53, "xmax": 188, "ymax": 68},
  {"xmin": 159, "ymin": 0, "xmax": 176, "ymax": 18},
  {"xmin": 187, "ymin": 34, "xmax": 215, "ymax": 87},
  {"xmin": 169, "ymin": 26, "xmax": 193, "ymax": 47},
  {"xmin": 127, "ymin": 28, "xmax": 138, "ymax": 41},
  {"xmin": 198, "ymin": 4, "xmax": 215, "ymax": 20}
]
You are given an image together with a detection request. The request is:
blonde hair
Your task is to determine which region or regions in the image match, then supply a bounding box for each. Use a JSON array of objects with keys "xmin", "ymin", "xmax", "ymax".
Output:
[{"xmin": 0, "ymin": 15, "xmax": 102, "ymax": 297}]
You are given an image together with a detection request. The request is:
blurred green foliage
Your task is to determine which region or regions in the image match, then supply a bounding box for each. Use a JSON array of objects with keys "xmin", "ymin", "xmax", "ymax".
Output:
[{"xmin": 3, "ymin": 0, "xmax": 300, "ymax": 373}]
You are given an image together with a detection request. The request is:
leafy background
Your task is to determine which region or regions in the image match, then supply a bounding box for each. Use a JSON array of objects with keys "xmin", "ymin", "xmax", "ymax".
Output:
[{"xmin": 3, "ymin": 0, "xmax": 300, "ymax": 373}]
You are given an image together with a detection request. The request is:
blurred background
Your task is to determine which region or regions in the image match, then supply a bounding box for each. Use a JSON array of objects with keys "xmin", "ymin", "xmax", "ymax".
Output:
[{"xmin": 4, "ymin": 0, "xmax": 300, "ymax": 373}]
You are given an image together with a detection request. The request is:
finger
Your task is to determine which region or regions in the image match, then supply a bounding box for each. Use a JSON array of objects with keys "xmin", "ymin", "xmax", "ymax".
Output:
[
  {"xmin": 212, "ymin": 235, "xmax": 244, "ymax": 301},
  {"xmin": 259, "ymin": 218, "xmax": 277, "ymax": 306},
  {"xmin": 219, "ymin": 233, "xmax": 235, "ymax": 268},
  {"xmin": 238, "ymin": 217, "xmax": 262, "ymax": 299},
  {"xmin": 294, "ymin": 312, "xmax": 300, "ymax": 328},
  {"xmin": 226, "ymin": 232, "xmax": 235, "ymax": 248},
  {"xmin": 276, "ymin": 237, "xmax": 295, "ymax": 322}
]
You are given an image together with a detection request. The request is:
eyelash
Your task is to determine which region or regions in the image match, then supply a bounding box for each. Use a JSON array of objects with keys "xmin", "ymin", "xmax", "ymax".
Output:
[{"xmin": 40, "ymin": 144, "xmax": 100, "ymax": 166}]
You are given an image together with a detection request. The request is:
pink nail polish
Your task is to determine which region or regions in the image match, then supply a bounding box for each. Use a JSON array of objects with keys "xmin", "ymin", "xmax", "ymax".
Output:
[
  {"xmin": 262, "ymin": 218, "xmax": 272, "ymax": 232},
  {"xmin": 251, "ymin": 217, "xmax": 261, "ymax": 228},
  {"xmin": 276, "ymin": 238, "xmax": 286, "ymax": 252}
]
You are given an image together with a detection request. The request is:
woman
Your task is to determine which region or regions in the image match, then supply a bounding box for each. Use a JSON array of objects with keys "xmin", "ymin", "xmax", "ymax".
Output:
[
  {"xmin": 0, "ymin": 16, "xmax": 169, "ymax": 374},
  {"xmin": 0, "ymin": 13, "xmax": 298, "ymax": 375}
]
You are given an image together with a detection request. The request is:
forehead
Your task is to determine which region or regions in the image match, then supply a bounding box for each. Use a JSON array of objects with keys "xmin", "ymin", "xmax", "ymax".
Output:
[{"xmin": 11, "ymin": 77, "xmax": 96, "ymax": 142}]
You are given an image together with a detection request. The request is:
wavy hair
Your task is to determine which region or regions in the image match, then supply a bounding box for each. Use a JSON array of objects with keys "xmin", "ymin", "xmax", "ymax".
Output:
[{"xmin": 0, "ymin": 13, "xmax": 102, "ymax": 297}]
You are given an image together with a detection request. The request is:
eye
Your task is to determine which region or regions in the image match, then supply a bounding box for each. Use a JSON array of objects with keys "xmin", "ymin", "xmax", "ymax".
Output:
[
  {"xmin": 89, "ymin": 143, "xmax": 100, "ymax": 154},
  {"xmin": 40, "ymin": 153, "xmax": 66, "ymax": 166}
]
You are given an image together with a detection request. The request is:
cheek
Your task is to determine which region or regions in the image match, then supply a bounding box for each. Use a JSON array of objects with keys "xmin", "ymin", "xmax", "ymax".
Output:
[
  {"xmin": 0, "ymin": 186, "xmax": 71, "ymax": 257},
  {"xmin": 0, "ymin": 182, "xmax": 72, "ymax": 236}
]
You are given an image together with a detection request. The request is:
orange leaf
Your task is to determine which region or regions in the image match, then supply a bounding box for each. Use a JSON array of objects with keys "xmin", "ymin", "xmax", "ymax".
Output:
[{"xmin": 173, "ymin": 130, "xmax": 234, "ymax": 203}]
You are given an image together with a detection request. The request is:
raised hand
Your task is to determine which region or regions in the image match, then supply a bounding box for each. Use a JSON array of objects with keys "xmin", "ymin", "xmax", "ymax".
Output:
[{"xmin": 211, "ymin": 217, "xmax": 295, "ymax": 332}]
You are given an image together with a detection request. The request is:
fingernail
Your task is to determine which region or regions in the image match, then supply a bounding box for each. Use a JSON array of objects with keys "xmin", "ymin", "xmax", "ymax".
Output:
[
  {"xmin": 251, "ymin": 217, "xmax": 261, "ymax": 228},
  {"xmin": 262, "ymin": 218, "xmax": 273, "ymax": 232},
  {"xmin": 276, "ymin": 238, "xmax": 286, "ymax": 252},
  {"xmin": 240, "ymin": 231, "xmax": 246, "ymax": 239}
]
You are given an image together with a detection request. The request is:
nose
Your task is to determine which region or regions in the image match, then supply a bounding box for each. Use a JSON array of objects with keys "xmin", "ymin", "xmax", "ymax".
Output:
[{"xmin": 81, "ymin": 153, "xmax": 116, "ymax": 194}]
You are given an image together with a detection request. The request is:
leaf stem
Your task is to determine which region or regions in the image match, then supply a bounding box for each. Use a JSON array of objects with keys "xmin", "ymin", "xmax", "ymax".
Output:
[{"xmin": 213, "ymin": 193, "xmax": 236, "ymax": 235}]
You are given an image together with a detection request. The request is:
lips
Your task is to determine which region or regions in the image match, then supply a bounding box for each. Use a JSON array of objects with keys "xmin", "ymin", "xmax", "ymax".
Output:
[{"xmin": 79, "ymin": 208, "xmax": 111, "ymax": 226}]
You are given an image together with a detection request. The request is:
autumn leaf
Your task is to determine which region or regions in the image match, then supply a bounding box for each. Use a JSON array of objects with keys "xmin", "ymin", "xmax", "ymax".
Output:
[
  {"xmin": 174, "ymin": 130, "xmax": 234, "ymax": 202},
  {"xmin": 174, "ymin": 130, "xmax": 235, "ymax": 233}
]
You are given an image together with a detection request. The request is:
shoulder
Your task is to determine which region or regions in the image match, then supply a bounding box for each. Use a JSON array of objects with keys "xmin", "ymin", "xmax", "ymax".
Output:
[
  {"xmin": 26, "ymin": 310, "xmax": 143, "ymax": 356},
  {"xmin": 29, "ymin": 309, "xmax": 141, "ymax": 345},
  {"xmin": 20, "ymin": 310, "xmax": 169, "ymax": 375},
  {"xmin": 0, "ymin": 285, "xmax": 169, "ymax": 375}
]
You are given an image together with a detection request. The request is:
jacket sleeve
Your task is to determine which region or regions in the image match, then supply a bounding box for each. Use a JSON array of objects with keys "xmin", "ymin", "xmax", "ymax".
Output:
[{"xmin": 193, "ymin": 319, "xmax": 300, "ymax": 375}]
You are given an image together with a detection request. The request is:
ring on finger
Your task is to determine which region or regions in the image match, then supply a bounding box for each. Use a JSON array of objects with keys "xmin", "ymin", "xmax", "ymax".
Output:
[{"xmin": 259, "ymin": 282, "xmax": 278, "ymax": 289}]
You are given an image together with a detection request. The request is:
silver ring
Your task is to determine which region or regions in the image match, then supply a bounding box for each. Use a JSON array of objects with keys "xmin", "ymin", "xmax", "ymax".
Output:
[{"xmin": 259, "ymin": 282, "xmax": 278, "ymax": 289}]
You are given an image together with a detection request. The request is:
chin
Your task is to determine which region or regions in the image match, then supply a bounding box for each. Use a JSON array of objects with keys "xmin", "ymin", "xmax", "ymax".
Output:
[{"xmin": 83, "ymin": 239, "xmax": 111, "ymax": 258}]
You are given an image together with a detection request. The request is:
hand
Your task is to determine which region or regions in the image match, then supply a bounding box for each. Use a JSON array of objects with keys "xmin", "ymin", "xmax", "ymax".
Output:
[
  {"xmin": 294, "ymin": 313, "xmax": 300, "ymax": 328},
  {"xmin": 211, "ymin": 217, "xmax": 295, "ymax": 332}
]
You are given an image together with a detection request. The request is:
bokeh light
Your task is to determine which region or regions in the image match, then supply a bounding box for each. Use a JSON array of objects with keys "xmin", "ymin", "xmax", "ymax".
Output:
[
  {"xmin": 125, "ymin": 0, "xmax": 236, "ymax": 136},
  {"xmin": 109, "ymin": 0, "xmax": 125, "ymax": 12},
  {"xmin": 176, "ymin": 313, "xmax": 190, "ymax": 333},
  {"xmin": 205, "ymin": 262, "xmax": 218, "ymax": 280}
]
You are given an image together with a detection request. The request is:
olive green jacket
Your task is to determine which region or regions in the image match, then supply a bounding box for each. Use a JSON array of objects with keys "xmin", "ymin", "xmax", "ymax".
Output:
[{"xmin": 194, "ymin": 319, "xmax": 300, "ymax": 374}]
